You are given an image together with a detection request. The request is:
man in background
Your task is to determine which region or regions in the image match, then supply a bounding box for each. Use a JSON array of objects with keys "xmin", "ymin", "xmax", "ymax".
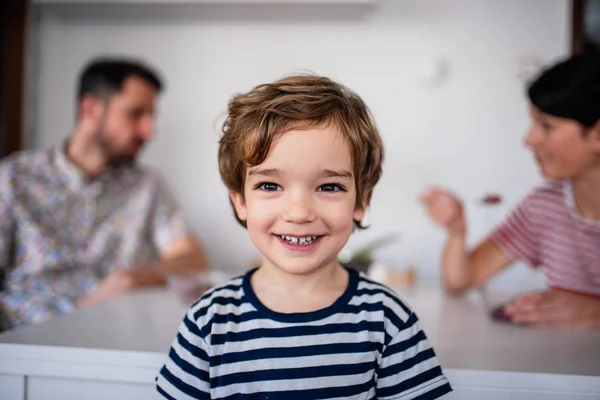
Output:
[{"xmin": 0, "ymin": 57, "xmax": 208, "ymax": 331}]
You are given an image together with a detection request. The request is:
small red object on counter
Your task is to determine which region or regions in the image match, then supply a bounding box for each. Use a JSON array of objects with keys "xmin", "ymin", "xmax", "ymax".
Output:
[
  {"xmin": 490, "ymin": 305, "xmax": 512, "ymax": 322},
  {"xmin": 482, "ymin": 193, "xmax": 503, "ymax": 204}
]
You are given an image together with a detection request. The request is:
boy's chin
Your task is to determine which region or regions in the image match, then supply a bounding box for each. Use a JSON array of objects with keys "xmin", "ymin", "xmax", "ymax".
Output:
[{"xmin": 269, "ymin": 259, "xmax": 340, "ymax": 276}]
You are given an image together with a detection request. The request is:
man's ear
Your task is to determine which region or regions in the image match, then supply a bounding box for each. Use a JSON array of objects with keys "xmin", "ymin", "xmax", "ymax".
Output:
[
  {"xmin": 229, "ymin": 191, "xmax": 248, "ymax": 222},
  {"xmin": 79, "ymin": 94, "xmax": 105, "ymax": 121}
]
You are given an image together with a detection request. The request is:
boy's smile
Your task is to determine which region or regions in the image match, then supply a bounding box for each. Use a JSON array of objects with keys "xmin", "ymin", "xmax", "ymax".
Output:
[
  {"xmin": 230, "ymin": 125, "xmax": 365, "ymax": 276},
  {"xmin": 275, "ymin": 234, "xmax": 324, "ymax": 252}
]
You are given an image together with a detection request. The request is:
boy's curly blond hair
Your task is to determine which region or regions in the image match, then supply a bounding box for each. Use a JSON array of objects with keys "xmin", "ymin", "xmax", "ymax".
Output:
[{"xmin": 218, "ymin": 74, "xmax": 384, "ymax": 228}]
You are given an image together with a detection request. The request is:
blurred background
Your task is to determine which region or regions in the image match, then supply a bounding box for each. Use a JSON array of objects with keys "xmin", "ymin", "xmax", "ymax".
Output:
[{"xmin": 2, "ymin": 0, "xmax": 599, "ymax": 288}]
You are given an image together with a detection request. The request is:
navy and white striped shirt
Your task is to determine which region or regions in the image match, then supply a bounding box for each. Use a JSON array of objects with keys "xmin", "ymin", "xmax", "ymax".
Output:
[{"xmin": 156, "ymin": 267, "xmax": 452, "ymax": 399}]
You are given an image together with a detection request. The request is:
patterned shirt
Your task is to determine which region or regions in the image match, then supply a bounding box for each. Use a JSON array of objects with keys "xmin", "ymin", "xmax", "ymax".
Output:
[
  {"xmin": 0, "ymin": 146, "xmax": 189, "ymax": 330},
  {"xmin": 491, "ymin": 180, "xmax": 600, "ymax": 296},
  {"xmin": 156, "ymin": 267, "xmax": 453, "ymax": 400}
]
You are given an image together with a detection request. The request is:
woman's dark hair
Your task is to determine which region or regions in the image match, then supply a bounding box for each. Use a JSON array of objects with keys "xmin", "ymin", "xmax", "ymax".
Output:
[{"xmin": 528, "ymin": 52, "xmax": 600, "ymax": 128}]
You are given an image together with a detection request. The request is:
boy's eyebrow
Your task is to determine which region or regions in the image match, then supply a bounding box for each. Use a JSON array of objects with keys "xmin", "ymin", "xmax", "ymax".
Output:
[
  {"xmin": 247, "ymin": 168, "xmax": 281, "ymax": 178},
  {"xmin": 247, "ymin": 168, "xmax": 353, "ymax": 179},
  {"xmin": 318, "ymin": 169, "xmax": 353, "ymax": 179}
]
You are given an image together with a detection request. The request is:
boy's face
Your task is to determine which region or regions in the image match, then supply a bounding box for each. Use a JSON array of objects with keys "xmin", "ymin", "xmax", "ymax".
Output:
[{"xmin": 230, "ymin": 126, "xmax": 365, "ymax": 276}]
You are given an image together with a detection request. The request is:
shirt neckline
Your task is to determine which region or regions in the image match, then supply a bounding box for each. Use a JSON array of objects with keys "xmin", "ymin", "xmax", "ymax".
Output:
[
  {"xmin": 242, "ymin": 266, "xmax": 359, "ymax": 323},
  {"xmin": 562, "ymin": 180, "xmax": 600, "ymax": 229}
]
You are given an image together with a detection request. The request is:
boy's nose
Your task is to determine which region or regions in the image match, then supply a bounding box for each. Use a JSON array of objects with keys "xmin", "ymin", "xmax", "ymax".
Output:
[{"xmin": 283, "ymin": 192, "xmax": 317, "ymax": 223}]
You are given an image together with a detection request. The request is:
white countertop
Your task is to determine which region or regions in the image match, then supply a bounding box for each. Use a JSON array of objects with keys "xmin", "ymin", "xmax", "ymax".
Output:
[
  {"xmin": 0, "ymin": 288, "xmax": 189, "ymax": 354},
  {"xmin": 1, "ymin": 284, "xmax": 599, "ymax": 386},
  {"xmin": 402, "ymin": 286, "xmax": 600, "ymax": 377}
]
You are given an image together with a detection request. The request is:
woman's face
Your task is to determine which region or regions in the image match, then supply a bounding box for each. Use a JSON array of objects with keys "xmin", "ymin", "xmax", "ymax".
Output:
[{"xmin": 524, "ymin": 106, "xmax": 600, "ymax": 180}]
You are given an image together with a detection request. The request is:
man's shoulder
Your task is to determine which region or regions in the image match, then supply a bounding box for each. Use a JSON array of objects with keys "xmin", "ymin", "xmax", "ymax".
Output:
[
  {"xmin": 0, "ymin": 148, "xmax": 54, "ymax": 171},
  {"xmin": 0, "ymin": 149, "xmax": 55, "ymax": 184}
]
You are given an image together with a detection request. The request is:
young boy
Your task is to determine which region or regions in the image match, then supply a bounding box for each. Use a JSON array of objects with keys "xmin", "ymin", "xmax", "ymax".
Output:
[{"xmin": 156, "ymin": 75, "xmax": 452, "ymax": 399}]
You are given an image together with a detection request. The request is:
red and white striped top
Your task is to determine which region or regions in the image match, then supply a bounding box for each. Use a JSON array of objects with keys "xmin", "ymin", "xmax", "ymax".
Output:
[{"xmin": 490, "ymin": 180, "xmax": 600, "ymax": 296}]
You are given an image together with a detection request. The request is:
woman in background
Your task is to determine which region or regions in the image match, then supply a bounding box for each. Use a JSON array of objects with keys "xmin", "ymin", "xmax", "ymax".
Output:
[{"xmin": 421, "ymin": 52, "xmax": 600, "ymax": 329}]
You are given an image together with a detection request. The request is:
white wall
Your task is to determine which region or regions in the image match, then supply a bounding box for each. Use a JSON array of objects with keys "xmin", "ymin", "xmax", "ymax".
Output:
[{"xmin": 28, "ymin": 0, "xmax": 570, "ymax": 287}]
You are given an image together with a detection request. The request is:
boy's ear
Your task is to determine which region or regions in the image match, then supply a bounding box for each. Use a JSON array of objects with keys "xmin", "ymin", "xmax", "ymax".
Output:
[
  {"xmin": 229, "ymin": 191, "xmax": 248, "ymax": 222},
  {"xmin": 353, "ymin": 200, "xmax": 367, "ymax": 223}
]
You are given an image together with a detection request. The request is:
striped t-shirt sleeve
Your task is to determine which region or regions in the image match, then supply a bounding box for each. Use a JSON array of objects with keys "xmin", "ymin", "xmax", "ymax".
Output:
[
  {"xmin": 490, "ymin": 193, "xmax": 540, "ymax": 266},
  {"xmin": 377, "ymin": 312, "xmax": 452, "ymax": 399},
  {"xmin": 156, "ymin": 310, "xmax": 211, "ymax": 400}
]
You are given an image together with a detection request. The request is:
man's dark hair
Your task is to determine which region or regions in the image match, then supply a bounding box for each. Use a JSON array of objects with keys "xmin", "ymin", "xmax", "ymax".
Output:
[{"xmin": 77, "ymin": 57, "xmax": 163, "ymax": 103}]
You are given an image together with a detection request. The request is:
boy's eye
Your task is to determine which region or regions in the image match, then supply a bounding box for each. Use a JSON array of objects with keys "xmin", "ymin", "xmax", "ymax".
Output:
[
  {"xmin": 318, "ymin": 184, "xmax": 344, "ymax": 192},
  {"xmin": 257, "ymin": 182, "xmax": 282, "ymax": 191}
]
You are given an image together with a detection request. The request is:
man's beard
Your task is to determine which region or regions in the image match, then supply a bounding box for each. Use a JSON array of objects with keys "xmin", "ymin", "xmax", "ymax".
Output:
[
  {"xmin": 107, "ymin": 152, "xmax": 137, "ymax": 168},
  {"xmin": 93, "ymin": 123, "xmax": 142, "ymax": 168}
]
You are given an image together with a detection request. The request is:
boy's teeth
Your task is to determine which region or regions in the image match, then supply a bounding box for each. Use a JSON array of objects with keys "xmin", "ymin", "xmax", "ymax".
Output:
[{"xmin": 280, "ymin": 235, "xmax": 318, "ymax": 245}]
